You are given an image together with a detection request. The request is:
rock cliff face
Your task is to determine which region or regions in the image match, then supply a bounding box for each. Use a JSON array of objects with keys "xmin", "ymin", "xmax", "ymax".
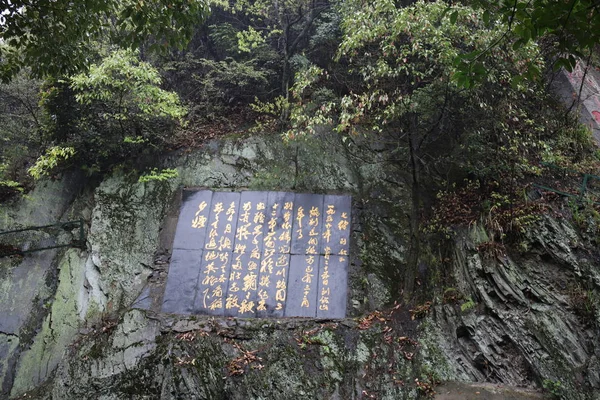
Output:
[{"xmin": 0, "ymin": 133, "xmax": 598, "ymax": 399}]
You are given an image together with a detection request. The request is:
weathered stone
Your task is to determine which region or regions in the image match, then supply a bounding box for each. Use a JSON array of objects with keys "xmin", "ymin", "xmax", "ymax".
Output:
[{"xmin": 2, "ymin": 132, "xmax": 598, "ymax": 400}]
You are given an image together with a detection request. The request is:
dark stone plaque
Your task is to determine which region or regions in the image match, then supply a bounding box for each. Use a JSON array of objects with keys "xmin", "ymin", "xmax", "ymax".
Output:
[
  {"xmin": 256, "ymin": 252, "xmax": 290, "ymax": 318},
  {"xmin": 162, "ymin": 248, "xmax": 202, "ymax": 314},
  {"xmin": 205, "ymin": 192, "xmax": 240, "ymax": 252},
  {"xmin": 194, "ymin": 250, "xmax": 232, "ymax": 315},
  {"xmin": 165, "ymin": 190, "xmax": 351, "ymax": 319},
  {"xmin": 284, "ymin": 254, "xmax": 320, "ymax": 317},
  {"xmin": 316, "ymin": 254, "xmax": 349, "ymax": 319},
  {"xmin": 291, "ymin": 193, "xmax": 324, "ymax": 255},
  {"xmin": 172, "ymin": 190, "xmax": 213, "ymax": 250},
  {"xmin": 321, "ymin": 195, "xmax": 352, "ymax": 256}
]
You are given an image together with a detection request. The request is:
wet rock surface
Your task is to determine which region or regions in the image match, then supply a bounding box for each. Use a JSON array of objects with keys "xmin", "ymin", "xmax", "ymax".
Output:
[{"xmin": 1, "ymin": 133, "xmax": 598, "ymax": 399}]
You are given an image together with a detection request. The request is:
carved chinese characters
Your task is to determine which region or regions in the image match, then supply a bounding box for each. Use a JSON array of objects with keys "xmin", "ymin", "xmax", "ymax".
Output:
[{"xmin": 162, "ymin": 190, "xmax": 351, "ymax": 318}]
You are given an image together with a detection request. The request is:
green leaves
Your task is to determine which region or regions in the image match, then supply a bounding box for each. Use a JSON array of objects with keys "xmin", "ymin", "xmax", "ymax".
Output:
[
  {"xmin": 28, "ymin": 146, "xmax": 76, "ymax": 180},
  {"xmin": 450, "ymin": 11, "xmax": 459, "ymax": 25},
  {"xmin": 0, "ymin": 0, "xmax": 210, "ymax": 82},
  {"xmin": 71, "ymin": 49, "xmax": 187, "ymax": 123},
  {"xmin": 455, "ymin": 0, "xmax": 600, "ymax": 85}
]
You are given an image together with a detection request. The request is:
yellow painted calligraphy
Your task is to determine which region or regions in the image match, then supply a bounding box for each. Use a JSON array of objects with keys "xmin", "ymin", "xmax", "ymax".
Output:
[
  {"xmin": 191, "ymin": 214, "xmax": 207, "ymax": 229},
  {"xmin": 250, "ymin": 246, "xmax": 261, "ymax": 259},
  {"xmin": 309, "ymin": 206, "xmax": 320, "ymax": 218},
  {"xmin": 218, "ymin": 236, "xmax": 232, "ymax": 251},
  {"xmin": 260, "ymin": 257, "xmax": 273, "ymax": 273},
  {"xmin": 202, "ymin": 275, "xmax": 218, "ymax": 286},
  {"xmin": 225, "ymin": 294, "xmax": 240, "ymax": 310},
  {"xmin": 276, "ymin": 279, "xmax": 287, "ymax": 290},
  {"xmin": 296, "ymin": 206, "xmax": 305, "ymax": 229},
  {"xmin": 226, "ymin": 201, "xmax": 236, "ymax": 222},
  {"xmin": 239, "ymin": 300, "xmax": 255, "ymax": 314},
  {"xmin": 252, "ymin": 225, "xmax": 262, "ymax": 244},
  {"xmin": 259, "ymin": 275, "xmax": 270, "ymax": 287},
  {"xmin": 253, "ymin": 211, "xmax": 265, "ymax": 224},
  {"xmin": 202, "ymin": 288, "xmax": 210, "ymax": 309},
  {"xmin": 301, "ymin": 297, "xmax": 310, "ymax": 308},
  {"xmin": 276, "ymin": 289, "xmax": 286, "ymax": 302},
  {"xmin": 242, "ymin": 272, "xmax": 258, "ymax": 292},
  {"xmin": 212, "ymin": 285, "xmax": 224, "ymax": 298},
  {"xmin": 209, "ymin": 298, "xmax": 223, "ymax": 310},
  {"xmin": 236, "ymin": 224, "xmax": 251, "ymax": 242},
  {"xmin": 264, "ymin": 231, "xmax": 276, "ymax": 248},
  {"xmin": 198, "ymin": 201, "xmax": 209, "ymax": 213},
  {"xmin": 231, "ymin": 257, "xmax": 242, "ymax": 271},
  {"xmin": 213, "ymin": 202, "xmax": 224, "ymax": 214},
  {"xmin": 276, "ymin": 255, "xmax": 288, "ymax": 267},
  {"xmin": 203, "ymin": 262, "xmax": 217, "ymax": 275},
  {"xmin": 302, "ymin": 270, "xmax": 314, "ymax": 284},
  {"xmin": 278, "ymin": 230, "xmax": 291, "ymax": 243},
  {"xmin": 229, "ymin": 281, "xmax": 240, "ymax": 292},
  {"xmin": 257, "ymin": 300, "xmax": 267, "ymax": 311}
]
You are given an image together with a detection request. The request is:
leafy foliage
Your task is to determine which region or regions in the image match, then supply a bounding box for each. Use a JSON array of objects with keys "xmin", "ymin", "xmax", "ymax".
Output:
[
  {"xmin": 164, "ymin": 55, "xmax": 272, "ymax": 123},
  {"xmin": 0, "ymin": 71, "xmax": 42, "ymax": 196},
  {"xmin": 40, "ymin": 50, "xmax": 186, "ymax": 175},
  {"xmin": 219, "ymin": 0, "xmax": 332, "ymax": 97},
  {"xmin": 138, "ymin": 168, "xmax": 179, "ymax": 183},
  {"xmin": 453, "ymin": 0, "xmax": 600, "ymax": 86},
  {"xmin": 28, "ymin": 146, "xmax": 76, "ymax": 180},
  {"xmin": 0, "ymin": 0, "xmax": 210, "ymax": 81},
  {"xmin": 71, "ymin": 49, "xmax": 186, "ymax": 124}
]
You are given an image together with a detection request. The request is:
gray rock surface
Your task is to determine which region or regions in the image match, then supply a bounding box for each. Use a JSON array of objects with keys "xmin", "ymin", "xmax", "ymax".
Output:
[{"xmin": 2, "ymin": 133, "xmax": 598, "ymax": 399}]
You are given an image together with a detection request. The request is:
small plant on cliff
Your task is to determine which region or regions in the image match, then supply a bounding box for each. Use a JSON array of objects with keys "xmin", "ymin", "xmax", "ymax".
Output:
[
  {"xmin": 567, "ymin": 284, "xmax": 598, "ymax": 327},
  {"xmin": 138, "ymin": 168, "xmax": 179, "ymax": 183},
  {"xmin": 542, "ymin": 379, "xmax": 563, "ymax": 399},
  {"xmin": 460, "ymin": 297, "xmax": 476, "ymax": 313}
]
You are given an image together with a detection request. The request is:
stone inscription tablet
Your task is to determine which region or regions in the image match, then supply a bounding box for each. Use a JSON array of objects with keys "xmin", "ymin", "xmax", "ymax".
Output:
[{"xmin": 162, "ymin": 190, "xmax": 351, "ymax": 318}]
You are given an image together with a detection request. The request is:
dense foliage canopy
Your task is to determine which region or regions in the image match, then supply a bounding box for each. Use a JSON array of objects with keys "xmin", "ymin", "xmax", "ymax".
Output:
[{"xmin": 0, "ymin": 0, "xmax": 210, "ymax": 81}]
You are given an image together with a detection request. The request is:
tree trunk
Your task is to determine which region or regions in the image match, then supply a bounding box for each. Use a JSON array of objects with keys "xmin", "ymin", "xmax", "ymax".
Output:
[
  {"xmin": 280, "ymin": 52, "xmax": 291, "ymax": 124},
  {"xmin": 404, "ymin": 115, "xmax": 421, "ymax": 300}
]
